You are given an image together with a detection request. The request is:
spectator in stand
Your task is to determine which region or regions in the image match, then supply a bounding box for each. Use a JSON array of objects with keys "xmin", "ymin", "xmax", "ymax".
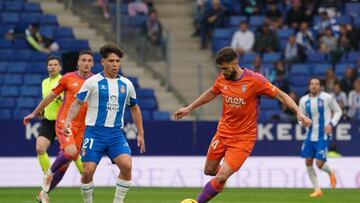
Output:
[
  {"xmin": 319, "ymin": 27, "xmax": 338, "ymax": 54},
  {"xmin": 313, "ymin": 11, "xmax": 339, "ymax": 36},
  {"xmin": 271, "ymin": 62, "xmax": 290, "ymax": 93},
  {"xmin": 192, "ymin": 0, "xmax": 206, "ymax": 37},
  {"xmin": 347, "ymin": 79, "xmax": 360, "ymax": 119},
  {"xmin": 354, "ymin": 59, "xmax": 360, "ymax": 78},
  {"xmin": 284, "ymin": 35, "xmax": 301, "ymax": 63},
  {"xmin": 286, "ymin": 0, "xmax": 306, "ymax": 29},
  {"xmin": 322, "ymin": 68, "xmax": 338, "ymax": 93},
  {"xmin": 303, "ymin": 0, "xmax": 319, "ymax": 24},
  {"xmin": 26, "ymin": 23, "xmax": 59, "ymax": 54},
  {"xmin": 344, "ymin": 24, "xmax": 360, "ymax": 50},
  {"xmin": 128, "ymin": 0, "xmax": 149, "ymax": 17},
  {"xmin": 141, "ymin": 9, "xmax": 163, "ymax": 46},
  {"xmin": 230, "ymin": 21, "xmax": 255, "ymax": 57},
  {"xmin": 340, "ymin": 67, "xmax": 357, "ymax": 95},
  {"xmin": 242, "ymin": 0, "xmax": 260, "ymax": 16},
  {"xmin": 332, "ymin": 82, "xmax": 350, "ymax": 120},
  {"xmin": 318, "ymin": 0, "xmax": 342, "ymax": 18},
  {"xmin": 296, "ymin": 22, "xmax": 315, "ymax": 52},
  {"xmin": 4, "ymin": 23, "xmax": 28, "ymax": 41},
  {"xmin": 95, "ymin": 0, "xmax": 111, "ymax": 19},
  {"xmin": 254, "ymin": 23, "xmax": 278, "ymax": 53},
  {"xmin": 252, "ymin": 56, "xmax": 271, "ymax": 77},
  {"xmin": 265, "ymin": 1, "xmax": 283, "ymax": 29},
  {"xmin": 200, "ymin": 0, "xmax": 227, "ymax": 49},
  {"xmin": 338, "ymin": 25, "xmax": 354, "ymax": 53}
]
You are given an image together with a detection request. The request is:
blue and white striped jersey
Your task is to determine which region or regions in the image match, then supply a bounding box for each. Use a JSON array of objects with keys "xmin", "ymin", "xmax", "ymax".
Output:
[
  {"xmin": 299, "ymin": 92, "xmax": 342, "ymax": 141},
  {"xmin": 76, "ymin": 72, "xmax": 137, "ymax": 128}
]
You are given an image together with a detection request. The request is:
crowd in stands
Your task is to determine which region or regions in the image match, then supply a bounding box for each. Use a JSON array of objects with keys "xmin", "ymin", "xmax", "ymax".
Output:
[{"xmin": 193, "ymin": 0, "xmax": 360, "ymax": 122}]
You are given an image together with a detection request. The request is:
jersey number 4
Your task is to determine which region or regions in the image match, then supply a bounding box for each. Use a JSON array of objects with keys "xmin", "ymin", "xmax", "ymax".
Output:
[
  {"xmin": 82, "ymin": 138, "xmax": 94, "ymax": 149},
  {"xmin": 211, "ymin": 140, "xmax": 219, "ymax": 150}
]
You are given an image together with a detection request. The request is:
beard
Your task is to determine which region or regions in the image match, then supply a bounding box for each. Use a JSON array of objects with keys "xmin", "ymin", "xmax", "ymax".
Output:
[{"xmin": 224, "ymin": 70, "xmax": 237, "ymax": 81}]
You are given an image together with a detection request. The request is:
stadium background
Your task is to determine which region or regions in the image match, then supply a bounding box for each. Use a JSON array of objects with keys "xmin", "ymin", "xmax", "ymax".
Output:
[{"xmin": 0, "ymin": 0, "xmax": 359, "ymax": 202}]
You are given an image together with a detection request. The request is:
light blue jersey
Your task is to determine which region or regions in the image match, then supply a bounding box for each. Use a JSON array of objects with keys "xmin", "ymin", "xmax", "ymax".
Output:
[{"xmin": 76, "ymin": 72, "xmax": 136, "ymax": 163}]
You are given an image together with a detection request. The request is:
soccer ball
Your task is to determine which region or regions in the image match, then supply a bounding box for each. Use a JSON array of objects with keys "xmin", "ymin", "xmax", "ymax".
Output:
[{"xmin": 180, "ymin": 199, "xmax": 198, "ymax": 203}]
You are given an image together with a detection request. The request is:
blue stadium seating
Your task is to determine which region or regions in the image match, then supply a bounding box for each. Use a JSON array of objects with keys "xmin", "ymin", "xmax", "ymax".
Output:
[
  {"xmin": 290, "ymin": 64, "xmax": 310, "ymax": 75},
  {"xmin": 312, "ymin": 64, "xmax": 331, "ymax": 77},
  {"xmin": 72, "ymin": 40, "xmax": 90, "ymax": 51},
  {"xmin": 21, "ymin": 13, "xmax": 42, "ymax": 24},
  {"xmin": 1, "ymin": 12, "xmax": 20, "ymax": 24},
  {"xmin": 141, "ymin": 110, "xmax": 152, "ymax": 121},
  {"xmin": 137, "ymin": 88, "xmax": 155, "ymax": 99},
  {"xmin": 0, "ymin": 62, "xmax": 7, "ymax": 73},
  {"xmin": 4, "ymin": 74, "xmax": 22, "ymax": 85},
  {"xmin": 290, "ymin": 75, "xmax": 310, "ymax": 87},
  {"xmin": 306, "ymin": 52, "xmax": 326, "ymax": 63},
  {"xmin": 8, "ymin": 62, "xmax": 27, "ymax": 74},
  {"xmin": 39, "ymin": 25, "xmax": 56, "ymax": 38},
  {"xmin": 12, "ymin": 109, "xmax": 31, "ymax": 119},
  {"xmin": 229, "ymin": 15, "xmax": 247, "ymax": 27},
  {"xmin": 14, "ymin": 39, "xmax": 31, "ymax": 49},
  {"xmin": 23, "ymin": 74, "xmax": 43, "ymax": 85},
  {"xmin": 40, "ymin": 14, "xmax": 58, "ymax": 26},
  {"xmin": 127, "ymin": 76, "xmax": 139, "ymax": 88},
  {"xmin": 262, "ymin": 52, "xmax": 281, "ymax": 63},
  {"xmin": 346, "ymin": 2, "xmax": 360, "ymax": 16},
  {"xmin": 23, "ymin": 2, "xmax": 42, "ymax": 13},
  {"xmin": 0, "ymin": 98, "xmax": 15, "ymax": 108},
  {"xmin": 152, "ymin": 111, "xmax": 171, "ymax": 121},
  {"xmin": 276, "ymin": 28, "xmax": 294, "ymax": 39},
  {"xmin": 1, "ymin": 86, "xmax": 20, "ymax": 97},
  {"xmin": 335, "ymin": 16, "xmax": 352, "ymax": 25},
  {"xmin": 17, "ymin": 98, "xmax": 36, "ymax": 109},
  {"xmin": 212, "ymin": 28, "xmax": 233, "ymax": 52},
  {"xmin": 14, "ymin": 50, "xmax": 32, "ymax": 61},
  {"xmin": 347, "ymin": 52, "xmax": 360, "ymax": 62},
  {"xmin": 92, "ymin": 63, "xmax": 102, "ymax": 73},
  {"xmin": 291, "ymin": 86, "xmax": 308, "ymax": 97},
  {"xmin": 57, "ymin": 39, "xmax": 73, "ymax": 50},
  {"xmin": 260, "ymin": 98, "xmax": 279, "ymax": 110},
  {"xmin": 55, "ymin": 27, "xmax": 74, "ymax": 40},
  {"xmin": 335, "ymin": 63, "xmax": 352, "ymax": 77},
  {"xmin": 241, "ymin": 53, "xmax": 258, "ymax": 63},
  {"xmin": 27, "ymin": 62, "xmax": 47, "ymax": 74},
  {"xmin": 138, "ymin": 99, "xmax": 157, "ymax": 111},
  {"xmin": 0, "ymin": 39, "xmax": 12, "ymax": 49},
  {"xmin": 4, "ymin": 1, "xmax": 23, "ymax": 12},
  {"xmin": 0, "ymin": 109, "xmax": 11, "ymax": 119},
  {"xmin": 21, "ymin": 86, "xmax": 41, "ymax": 97},
  {"xmin": 31, "ymin": 52, "xmax": 48, "ymax": 62},
  {"xmin": 249, "ymin": 16, "xmax": 265, "ymax": 27},
  {"xmin": 93, "ymin": 52, "xmax": 102, "ymax": 63}
]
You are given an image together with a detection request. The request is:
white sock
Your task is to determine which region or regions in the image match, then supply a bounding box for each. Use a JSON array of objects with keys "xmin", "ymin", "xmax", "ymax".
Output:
[
  {"xmin": 320, "ymin": 163, "xmax": 333, "ymax": 175},
  {"xmin": 113, "ymin": 178, "xmax": 131, "ymax": 203},
  {"xmin": 307, "ymin": 166, "xmax": 320, "ymax": 189},
  {"xmin": 81, "ymin": 181, "xmax": 94, "ymax": 203}
]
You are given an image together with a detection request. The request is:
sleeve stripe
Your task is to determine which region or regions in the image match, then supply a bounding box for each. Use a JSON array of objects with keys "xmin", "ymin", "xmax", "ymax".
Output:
[
  {"xmin": 76, "ymin": 91, "xmax": 88, "ymax": 101},
  {"xmin": 129, "ymin": 97, "xmax": 137, "ymax": 107}
]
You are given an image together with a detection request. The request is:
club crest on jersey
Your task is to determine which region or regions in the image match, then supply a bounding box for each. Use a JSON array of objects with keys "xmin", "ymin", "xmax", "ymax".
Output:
[
  {"xmin": 241, "ymin": 84, "xmax": 247, "ymax": 93},
  {"xmin": 120, "ymin": 85, "xmax": 126, "ymax": 93}
]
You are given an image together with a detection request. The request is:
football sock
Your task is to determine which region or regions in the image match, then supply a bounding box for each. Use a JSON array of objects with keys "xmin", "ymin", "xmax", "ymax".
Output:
[
  {"xmin": 113, "ymin": 178, "xmax": 131, "ymax": 203},
  {"xmin": 320, "ymin": 163, "xmax": 332, "ymax": 175},
  {"xmin": 81, "ymin": 181, "xmax": 94, "ymax": 203},
  {"xmin": 307, "ymin": 166, "xmax": 320, "ymax": 189},
  {"xmin": 49, "ymin": 164, "xmax": 69, "ymax": 192},
  {"xmin": 50, "ymin": 151, "xmax": 72, "ymax": 173},
  {"xmin": 74, "ymin": 155, "xmax": 84, "ymax": 174},
  {"xmin": 197, "ymin": 178, "xmax": 224, "ymax": 203},
  {"xmin": 37, "ymin": 152, "xmax": 50, "ymax": 174}
]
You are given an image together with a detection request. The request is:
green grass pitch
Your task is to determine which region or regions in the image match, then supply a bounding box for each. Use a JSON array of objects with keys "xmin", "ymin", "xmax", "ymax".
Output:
[{"xmin": 0, "ymin": 187, "xmax": 359, "ymax": 203}]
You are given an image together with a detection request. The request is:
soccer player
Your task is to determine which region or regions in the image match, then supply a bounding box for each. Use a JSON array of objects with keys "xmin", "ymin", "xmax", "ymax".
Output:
[
  {"xmin": 299, "ymin": 78, "xmax": 341, "ymax": 197},
  {"xmin": 23, "ymin": 50, "xmax": 94, "ymax": 202},
  {"xmin": 174, "ymin": 47, "xmax": 311, "ymax": 203},
  {"xmin": 35, "ymin": 56, "xmax": 62, "ymax": 174},
  {"xmin": 63, "ymin": 44, "xmax": 145, "ymax": 203}
]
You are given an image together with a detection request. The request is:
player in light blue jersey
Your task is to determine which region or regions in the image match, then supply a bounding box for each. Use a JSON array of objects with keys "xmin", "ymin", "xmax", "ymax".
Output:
[
  {"xmin": 299, "ymin": 78, "xmax": 342, "ymax": 197},
  {"xmin": 63, "ymin": 44, "xmax": 145, "ymax": 203}
]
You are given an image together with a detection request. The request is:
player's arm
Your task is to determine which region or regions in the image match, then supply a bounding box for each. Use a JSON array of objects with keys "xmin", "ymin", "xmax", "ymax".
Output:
[
  {"xmin": 23, "ymin": 91, "xmax": 58, "ymax": 125},
  {"xmin": 130, "ymin": 104, "xmax": 145, "ymax": 154},
  {"xmin": 63, "ymin": 99, "xmax": 83, "ymax": 134},
  {"xmin": 174, "ymin": 88, "xmax": 217, "ymax": 119},
  {"xmin": 325, "ymin": 96, "xmax": 342, "ymax": 134},
  {"xmin": 275, "ymin": 90, "xmax": 312, "ymax": 127}
]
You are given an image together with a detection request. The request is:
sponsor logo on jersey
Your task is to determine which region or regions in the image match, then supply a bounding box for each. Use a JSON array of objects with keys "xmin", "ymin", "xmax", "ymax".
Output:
[
  {"xmin": 100, "ymin": 85, "xmax": 107, "ymax": 90},
  {"xmin": 224, "ymin": 96, "xmax": 246, "ymax": 107},
  {"xmin": 107, "ymin": 95, "xmax": 119, "ymax": 111}
]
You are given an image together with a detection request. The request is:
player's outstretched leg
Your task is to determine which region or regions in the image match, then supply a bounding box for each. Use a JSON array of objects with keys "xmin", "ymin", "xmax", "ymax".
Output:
[
  {"xmin": 197, "ymin": 162, "xmax": 233, "ymax": 203},
  {"xmin": 317, "ymin": 160, "xmax": 336, "ymax": 189},
  {"xmin": 306, "ymin": 159, "xmax": 322, "ymax": 197},
  {"xmin": 36, "ymin": 136, "xmax": 51, "ymax": 173}
]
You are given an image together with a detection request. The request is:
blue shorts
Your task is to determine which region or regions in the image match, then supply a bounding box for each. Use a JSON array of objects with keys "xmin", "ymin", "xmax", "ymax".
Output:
[
  {"xmin": 301, "ymin": 139, "xmax": 330, "ymax": 161},
  {"xmin": 81, "ymin": 126, "xmax": 131, "ymax": 164}
]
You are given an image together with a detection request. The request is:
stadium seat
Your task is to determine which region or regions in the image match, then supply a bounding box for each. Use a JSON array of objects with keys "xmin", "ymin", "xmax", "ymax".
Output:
[
  {"xmin": 23, "ymin": 74, "xmax": 43, "ymax": 85},
  {"xmin": 291, "ymin": 86, "xmax": 308, "ymax": 97},
  {"xmin": 0, "ymin": 62, "xmax": 8, "ymax": 73},
  {"xmin": 345, "ymin": 2, "xmax": 360, "ymax": 16},
  {"xmin": 21, "ymin": 13, "xmax": 42, "ymax": 24},
  {"xmin": 335, "ymin": 16, "xmax": 351, "ymax": 25},
  {"xmin": 0, "ymin": 98, "xmax": 16, "ymax": 108},
  {"xmin": 260, "ymin": 98, "xmax": 279, "ymax": 110},
  {"xmin": 8, "ymin": 62, "xmax": 27, "ymax": 74},
  {"xmin": 279, "ymin": 39, "xmax": 287, "ymax": 50},
  {"xmin": 312, "ymin": 64, "xmax": 331, "ymax": 77},
  {"xmin": 290, "ymin": 64, "xmax": 311, "ymax": 75},
  {"xmin": 335, "ymin": 64, "xmax": 352, "ymax": 77},
  {"xmin": 1, "ymin": 86, "xmax": 20, "ymax": 97},
  {"xmin": 21, "ymin": 86, "xmax": 41, "ymax": 97},
  {"xmin": 249, "ymin": 16, "xmax": 265, "ymax": 27},
  {"xmin": 141, "ymin": 110, "xmax": 152, "ymax": 121},
  {"xmin": 347, "ymin": 52, "xmax": 360, "ymax": 62},
  {"xmin": 17, "ymin": 98, "xmax": 37, "ymax": 109},
  {"xmin": 12, "ymin": 109, "xmax": 31, "ymax": 119},
  {"xmin": 229, "ymin": 15, "xmax": 247, "ymax": 27},
  {"xmin": 0, "ymin": 39, "xmax": 13, "ymax": 49},
  {"xmin": 138, "ymin": 99, "xmax": 157, "ymax": 110},
  {"xmin": 212, "ymin": 28, "xmax": 233, "ymax": 52},
  {"xmin": 4, "ymin": 1, "xmax": 23, "ymax": 12},
  {"xmin": 14, "ymin": 50, "xmax": 32, "ymax": 61},
  {"xmin": 127, "ymin": 76, "xmax": 139, "ymax": 88},
  {"xmin": 306, "ymin": 52, "xmax": 327, "ymax": 63},
  {"xmin": 72, "ymin": 40, "xmax": 90, "ymax": 51},
  {"xmin": 4, "ymin": 75, "xmax": 22, "ymax": 85},
  {"xmin": 262, "ymin": 52, "xmax": 281, "ymax": 63},
  {"xmin": 276, "ymin": 28, "xmax": 294, "ymax": 39},
  {"xmin": 241, "ymin": 53, "xmax": 259, "ymax": 63},
  {"xmin": 290, "ymin": 75, "xmax": 310, "ymax": 87},
  {"xmin": 23, "ymin": 2, "xmax": 42, "ymax": 13},
  {"xmin": 1, "ymin": 12, "xmax": 20, "ymax": 24},
  {"xmin": 14, "ymin": 39, "xmax": 31, "ymax": 49},
  {"xmin": 39, "ymin": 26, "xmax": 56, "ymax": 38},
  {"xmin": 93, "ymin": 52, "xmax": 102, "ymax": 63},
  {"xmin": 40, "ymin": 14, "xmax": 58, "ymax": 26},
  {"xmin": 31, "ymin": 52, "xmax": 48, "ymax": 62},
  {"xmin": 27, "ymin": 62, "xmax": 47, "ymax": 74},
  {"xmin": 136, "ymin": 88, "xmax": 155, "ymax": 99},
  {"xmin": 152, "ymin": 111, "xmax": 171, "ymax": 121},
  {"xmin": 0, "ymin": 50, "xmax": 14, "ymax": 61},
  {"xmin": 55, "ymin": 27, "xmax": 74, "ymax": 40},
  {"xmin": 57, "ymin": 39, "xmax": 73, "ymax": 51},
  {"xmin": 0, "ymin": 110, "xmax": 12, "ymax": 120}
]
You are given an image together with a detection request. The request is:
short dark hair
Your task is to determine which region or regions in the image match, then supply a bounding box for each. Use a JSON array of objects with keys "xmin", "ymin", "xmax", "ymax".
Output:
[
  {"xmin": 47, "ymin": 55, "xmax": 61, "ymax": 65},
  {"xmin": 30, "ymin": 23, "xmax": 39, "ymax": 29},
  {"xmin": 79, "ymin": 50, "xmax": 94, "ymax": 57},
  {"xmin": 309, "ymin": 77, "xmax": 321, "ymax": 84},
  {"xmin": 215, "ymin": 47, "xmax": 238, "ymax": 65},
  {"xmin": 100, "ymin": 44, "xmax": 124, "ymax": 59}
]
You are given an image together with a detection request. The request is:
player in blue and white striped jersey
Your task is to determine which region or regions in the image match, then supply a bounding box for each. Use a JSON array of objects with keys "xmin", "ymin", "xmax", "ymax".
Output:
[
  {"xmin": 299, "ymin": 78, "xmax": 342, "ymax": 198},
  {"xmin": 63, "ymin": 44, "xmax": 145, "ymax": 203}
]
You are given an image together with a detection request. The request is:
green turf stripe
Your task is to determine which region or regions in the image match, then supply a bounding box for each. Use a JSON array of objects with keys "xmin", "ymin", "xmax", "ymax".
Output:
[{"xmin": 116, "ymin": 184, "xmax": 130, "ymax": 188}]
